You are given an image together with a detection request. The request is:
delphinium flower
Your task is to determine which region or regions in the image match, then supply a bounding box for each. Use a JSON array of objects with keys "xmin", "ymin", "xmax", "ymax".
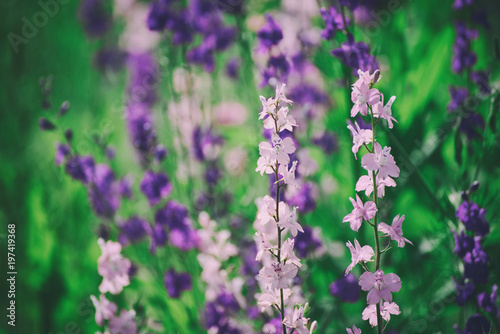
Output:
[
  {"xmin": 254, "ymin": 84, "xmax": 316, "ymax": 334},
  {"xmin": 197, "ymin": 212, "xmax": 250, "ymax": 333},
  {"xmin": 78, "ymin": 0, "xmax": 112, "ymax": 38},
  {"xmin": 341, "ymin": 69, "xmax": 409, "ymax": 332},
  {"xmin": 452, "ymin": 182, "xmax": 496, "ymax": 329}
]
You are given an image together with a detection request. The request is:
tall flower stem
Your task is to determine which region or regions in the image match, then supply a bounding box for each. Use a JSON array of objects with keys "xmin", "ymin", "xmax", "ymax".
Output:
[{"xmin": 370, "ymin": 105, "xmax": 383, "ymax": 334}]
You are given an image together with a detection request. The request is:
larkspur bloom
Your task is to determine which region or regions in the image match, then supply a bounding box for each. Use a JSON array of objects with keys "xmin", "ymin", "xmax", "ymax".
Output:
[
  {"xmin": 278, "ymin": 161, "xmax": 299, "ymax": 189},
  {"xmin": 347, "ymin": 121, "xmax": 373, "ymax": 158},
  {"xmin": 350, "ymin": 82, "xmax": 380, "ymax": 117},
  {"xmin": 90, "ymin": 294, "xmax": 117, "ymax": 326},
  {"xmin": 257, "ymin": 286, "xmax": 292, "ymax": 312},
  {"xmin": 362, "ymin": 302, "xmax": 400, "ymax": 327},
  {"xmin": 378, "ymin": 214, "xmax": 413, "ymax": 247},
  {"xmin": 97, "ymin": 239, "xmax": 131, "ymax": 295},
  {"xmin": 346, "ymin": 325, "xmax": 361, "ymax": 334},
  {"xmin": 279, "ymin": 204, "xmax": 304, "ymax": 237},
  {"xmin": 355, "ymin": 173, "xmax": 396, "ymax": 198},
  {"xmin": 345, "ymin": 239, "xmax": 374, "ymax": 275},
  {"xmin": 330, "ymin": 273, "xmax": 360, "ymax": 303},
  {"xmin": 359, "ymin": 269, "xmax": 402, "ymax": 304},
  {"xmin": 361, "ymin": 143, "xmax": 400, "ymax": 179},
  {"xmin": 283, "ymin": 305, "xmax": 309, "ymax": 334},
  {"xmin": 372, "ymin": 95, "xmax": 397, "ymax": 129},
  {"xmin": 320, "ymin": 6, "xmax": 348, "ymax": 40},
  {"xmin": 108, "ymin": 309, "xmax": 137, "ymax": 334},
  {"xmin": 281, "ymin": 239, "xmax": 302, "ymax": 268},
  {"xmin": 343, "ymin": 195, "xmax": 377, "ymax": 232},
  {"xmin": 259, "ymin": 262, "xmax": 298, "ymax": 290}
]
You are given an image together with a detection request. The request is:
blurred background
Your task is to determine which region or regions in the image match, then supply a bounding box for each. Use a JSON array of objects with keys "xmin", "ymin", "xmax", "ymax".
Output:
[{"xmin": 1, "ymin": 0, "xmax": 499, "ymax": 333}]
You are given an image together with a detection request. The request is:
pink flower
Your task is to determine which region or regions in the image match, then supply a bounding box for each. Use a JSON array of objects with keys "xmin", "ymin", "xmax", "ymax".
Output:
[
  {"xmin": 361, "ymin": 143, "xmax": 400, "ymax": 179},
  {"xmin": 281, "ymin": 238, "xmax": 302, "ymax": 267},
  {"xmin": 343, "ymin": 195, "xmax": 377, "ymax": 231},
  {"xmin": 362, "ymin": 302, "xmax": 400, "ymax": 327},
  {"xmin": 359, "ymin": 269, "xmax": 401, "ymax": 304},
  {"xmin": 351, "ymin": 84, "xmax": 380, "ymax": 117},
  {"xmin": 108, "ymin": 309, "xmax": 137, "ymax": 334},
  {"xmin": 256, "ymin": 195, "xmax": 277, "ymax": 226},
  {"xmin": 259, "ymin": 262, "xmax": 298, "ymax": 290},
  {"xmin": 345, "ymin": 239, "xmax": 374, "ymax": 275},
  {"xmin": 353, "ymin": 69, "xmax": 381, "ymax": 89},
  {"xmin": 347, "ymin": 121, "xmax": 373, "ymax": 158},
  {"xmin": 97, "ymin": 239, "xmax": 131, "ymax": 295},
  {"xmin": 259, "ymin": 135, "xmax": 296, "ymax": 165},
  {"xmin": 346, "ymin": 324, "xmax": 362, "ymax": 334},
  {"xmin": 278, "ymin": 160, "xmax": 299, "ymax": 188},
  {"xmin": 256, "ymin": 154, "xmax": 275, "ymax": 175},
  {"xmin": 283, "ymin": 305, "xmax": 309, "ymax": 334},
  {"xmin": 279, "ymin": 204, "xmax": 304, "ymax": 237},
  {"xmin": 255, "ymin": 232, "xmax": 274, "ymax": 261},
  {"xmin": 90, "ymin": 294, "xmax": 117, "ymax": 326},
  {"xmin": 355, "ymin": 173, "xmax": 396, "ymax": 198},
  {"xmin": 276, "ymin": 106, "xmax": 298, "ymax": 133},
  {"xmin": 379, "ymin": 214, "xmax": 413, "ymax": 247},
  {"xmin": 275, "ymin": 83, "xmax": 293, "ymax": 105},
  {"xmin": 372, "ymin": 94, "xmax": 397, "ymax": 129},
  {"xmin": 257, "ymin": 286, "xmax": 292, "ymax": 311},
  {"xmin": 259, "ymin": 95, "xmax": 277, "ymax": 120}
]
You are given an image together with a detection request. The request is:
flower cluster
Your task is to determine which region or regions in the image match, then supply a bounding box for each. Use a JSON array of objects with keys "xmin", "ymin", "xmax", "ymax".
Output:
[
  {"xmin": 254, "ymin": 84, "xmax": 316, "ymax": 333},
  {"xmin": 91, "ymin": 239, "xmax": 137, "ymax": 334},
  {"xmin": 343, "ymin": 70, "xmax": 411, "ymax": 331},
  {"xmin": 452, "ymin": 182, "xmax": 497, "ymax": 332}
]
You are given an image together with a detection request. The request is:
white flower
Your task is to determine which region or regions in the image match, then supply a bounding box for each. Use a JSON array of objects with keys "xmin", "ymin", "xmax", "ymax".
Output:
[
  {"xmin": 278, "ymin": 160, "xmax": 300, "ymax": 188},
  {"xmin": 257, "ymin": 286, "xmax": 292, "ymax": 311},
  {"xmin": 281, "ymin": 238, "xmax": 302, "ymax": 267},
  {"xmin": 259, "ymin": 262, "xmax": 298, "ymax": 290},
  {"xmin": 279, "ymin": 204, "xmax": 304, "ymax": 237},
  {"xmin": 283, "ymin": 305, "xmax": 310, "ymax": 334}
]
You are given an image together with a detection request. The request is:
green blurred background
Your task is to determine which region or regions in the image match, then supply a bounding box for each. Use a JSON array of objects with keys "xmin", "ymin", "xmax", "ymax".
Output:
[{"xmin": 1, "ymin": 0, "xmax": 499, "ymax": 333}]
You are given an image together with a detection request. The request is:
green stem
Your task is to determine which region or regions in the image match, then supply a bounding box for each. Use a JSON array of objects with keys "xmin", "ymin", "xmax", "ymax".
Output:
[{"xmin": 370, "ymin": 106, "xmax": 383, "ymax": 334}]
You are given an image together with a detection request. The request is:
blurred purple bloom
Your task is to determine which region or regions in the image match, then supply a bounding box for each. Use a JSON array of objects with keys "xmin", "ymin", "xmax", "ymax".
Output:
[
  {"xmin": 458, "ymin": 111, "xmax": 485, "ymax": 141},
  {"xmin": 294, "ymin": 226, "xmax": 322, "ymax": 258},
  {"xmin": 164, "ymin": 269, "xmax": 192, "ymax": 298},
  {"xmin": 320, "ymin": 6, "xmax": 348, "ymax": 40},
  {"xmin": 93, "ymin": 47, "xmax": 127, "ymax": 73},
  {"xmin": 127, "ymin": 53, "xmax": 158, "ymax": 106},
  {"xmin": 118, "ymin": 176, "xmax": 133, "ymax": 199},
  {"xmin": 463, "ymin": 239, "xmax": 489, "ymax": 284},
  {"xmin": 312, "ymin": 131, "xmax": 339, "ymax": 155},
  {"xmin": 452, "ymin": 0, "xmax": 474, "ymax": 10},
  {"xmin": 286, "ymin": 182, "xmax": 317, "ymax": 213},
  {"xmin": 186, "ymin": 43, "xmax": 215, "ymax": 72},
  {"xmin": 118, "ymin": 216, "xmax": 150, "ymax": 246},
  {"xmin": 452, "ymin": 22, "xmax": 478, "ymax": 74},
  {"xmin": 192, "ymin": 127, "xmax": 224, "ymax": 161},
  {"xmin": 155, "ymin": 201, "xmax": 198, "ymax": 250},
  {"xmin": 454, "ymin": 314, "xmax": 491, "ymax": 334},
  {"xmin": 263, "ymin": 318, "xmax": 283, "ymax": 334},
  {"xmin": 204, "ymin": 165, "xmax": 222, "ymax": 186},
  {"xmin": 149, "ymin": 223, "xmax": 168, "ymax": 254},
  {"xmin": 226, "ymin": 58, "xmax": 240, "ymax": 80},
  {"xmin": 154, "ymin": 145, "xmax": 167, "ymax": 162},
  {"xmin": 454, "ymin": 277, "xmax": 475, "ymax": 306},
  {"xmin": 477, "ymin": 285, "xmax": 498, "ymax": 313},
  {"xmin": 331, "ymin": 34, "xmax": 378, "ymax": 75},
  {"xmin": 452, "ymin": 230, "xmax": 475, "ymax": 258},
  {"xmin": 216, "ymin": 290, "xmax": 239, "ymax": 311},
  {"xmin": 39, "ymin": 117, "xmax": 56, "ymax": 131},
  {"xmin": 330, "ymin": 273, "xmax": 360, "ymax": 303},
  {"xmin": 140, "ymin": 170, "xmax": 172, "ymax": 206},
  {"xmin": 470, "ymin": 70, "xmax": 491, "ymax": 95},
  {"xmin": 339, "ymin": 0, "xmax": 359, "ymax": 10},
  {"xmin": 257, "ymin": 15, "xmax": 283, "ymax": 51},
  {"xmin": 126, "ymin": 103, "xmax": 157, "ymax": 164},
  {"xmin": 260, "ymin": 54, "xmax": 291, "ymax": 88},
  {"xmin": 456, "ymin": 201, "xmax": 490, "ymax": 236},
  {"xmin": 147, "ymin": 0, "xmax": 174, "ymax": 31},
  {"xmin": 65, "ymin": 155, "xmax": 95, "ymax": 184},
  {"xmin": 78, "ymin": 0, "xmax": 112, "ymax": 38},
  {"xmin": 55, "ymin": 144, "xmax": 71, "ymax": 166},
  {"xmin": 88, "ymin": 164, "xmax": 121, "ymax": 218},
  {"xmin": 448, "ymin": 86, "xmax": 468, "ymax": 112}
]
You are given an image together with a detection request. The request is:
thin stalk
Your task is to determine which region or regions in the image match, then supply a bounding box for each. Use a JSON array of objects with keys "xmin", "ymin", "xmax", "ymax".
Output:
[{"xmin": 370, "ymin": 105, "xmax": 383, "ymax": 334}]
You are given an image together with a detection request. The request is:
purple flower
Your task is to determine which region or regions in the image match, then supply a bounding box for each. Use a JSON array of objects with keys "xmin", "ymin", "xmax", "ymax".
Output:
[
  {"xmin": 294, "ymin": 226, "xmax": 322, "ymax": 258},
  {"xmin": 257, "ymin": 15, "xmax": 283, "ymax": 51},
  {"xmin": 78, "ymin": 0, "xmax": 112, "ymax": 38},
  {"xmin": 331, "ymin": 34, "xmax": 378, "ymax": 75},
  {"xmin": 216, "ymin": 290, "xmax": 239, "ymax": 311},
  {"xmin": 164, "ymin": 269, "xmax": 192, "ymax": 298},
  {"xmin": 140, "ymin": 171, "xmax": 172, "ymax": 206},
  {"xmin": 448, "ymin": 86, "xmax": 468, "ymax": 112},
  {"xmin": 154, "ymin": 145, "xmax": 167, "ymax": 162},
  {"xmin": 118, "ymin": 176, "xmax": 133, "ymax": 199},
  {"xmin": 192, "ymin": 127, "xmax": 224, "ymax": 161},
  {"xmin": 286, "ymin": 182, "xmax": 317, "ymax": 213},
  {"xmin": 186, "ymin": 43, "xmax": 215, "ymax": 72},
  {"xmin": 470, "ymin": 70, "xmax": 491, "ymax": 95},
  {"xmin": 39, "ymin": 117, "xmax": 56, "ymax": 131},
  {"xmin": 65, "ymin": 155, "xmax": 95, "ymax": 184},
  {"xmin": 263, "ymin": 318, "xmax": 283, "ymax": 334},
  {"xmin": 260, "ymin": 54, "xmax": 290, "ymax": 88},
  {"xmin": 320, "ymin": 6, "xmax": 348, "ymax": 40},
  {"xmin": 88, "ymin": 164, "xmax": 121, "ymax": 218},
  {"xmin": 458, "ymin": 111, "xmax": 485, "ymax": 141},
  {"xmin": 167, "ymin": 11, "xmax": 194, "ymax": 45},
  {"xmin": 118, "ymin": 216, "xmax": 150, "ymax": 246},
  {"xmin": 359, "ymin": 269, "xmax": 401, "ymax": 304},
  {"xmin": 147, "ymin": 0, "xmax": 173, "ymax": 31},
  {"xmin": 126, "ymin": 103, "xmax": 157, "ymax": 165},
  {"xmin": 225, "ymin": 58, "xmax": 240, "ymax": 80},
  {"xmin": 330, "ymin": 273, "xmax": 360, "ymax": 303},
  {"xmin": 452, "ymin": 0, "xmax": 474, "ymax": 10},
  {"xmin": 452, "ymin": 22, "xmax": 478, "ymax": 74},
  {"xmin": 204, "ymin": 165, "xmax": 222, "ymax": 186},
  {"xmin": 456, "ymin": 201, "xmax": 490, "ymax": 236},
  {"xmin": 463, "ymin": 239, "xmax": 489, "ymax": 284},
  {"xmin": 149, "ymin": 223, "xmax": 168, "ymax": 254},
  {"xmin": 339, "ymin": 0, "xmax": 359, "ymax": 10},
  {"xmin": 477, "ymin": 284, "xmax": 498, "ymax": 313},
  {"xmin": 454, "ymin": 314, "xmax": 491, "ymax": 334},
  {"xmin": 312, "ymin": 131, "xmax": 339, "ymax": 155},
  {"xmin": 55, "ymin": 144, "xmax": 70, "ymax": 165},
  {"xmin": 93, "ymin": 47, "xmax": 127, "ymax": 73},
  {"xmin": 454, "ymin": 277, "xmax": 475, "ymax": 306},
  {"xmin": 452, "ymin": 230, "xmax": 475, "ymax": 258},
  {"xmin": 127, "ymin": 53, "xmax": 158, "ymax": 106},
  {"xmin": 155, "ymin": 201, "xmax": 199, "ymax": 250}
]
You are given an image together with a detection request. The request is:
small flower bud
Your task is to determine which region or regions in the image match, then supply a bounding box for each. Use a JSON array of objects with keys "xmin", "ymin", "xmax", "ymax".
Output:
[
  {"xmin": 39, "ymin": 117, "xmax": 56, "ymax": 131},
  {"xmin": 461, "ymin": 190, "xmax": 469, "ymax": 202},
  {"xmin": 469, "ymin": 180, "xmax": 480, "ymax": 193},
  {"xmin": 64, "ymin": 129, "xmax": 73, "ymax": 142},
  {"xmin": 59, "ymin": 101, "xmax": 71, "ymax": 116},
  {"xmin": 309, "ymin": 320, "xmax": 318, "ymax": 333}
]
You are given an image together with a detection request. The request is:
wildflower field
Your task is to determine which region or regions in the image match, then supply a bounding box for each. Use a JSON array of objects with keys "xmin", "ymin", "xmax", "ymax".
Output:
[{"xmin": 1, "ymin": 0, "xmax": 500, "ymax": 333}]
